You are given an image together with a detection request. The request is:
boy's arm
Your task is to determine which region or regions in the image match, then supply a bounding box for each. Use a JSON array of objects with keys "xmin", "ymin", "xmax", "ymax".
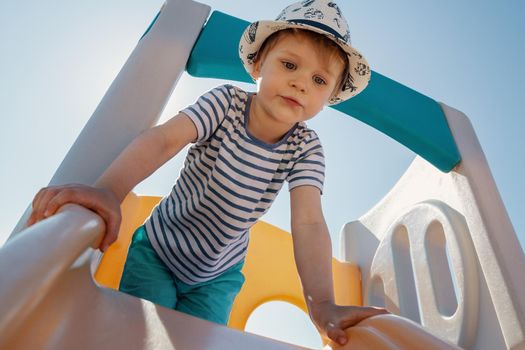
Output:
[
  {"xmin": 28, "ymin": 112, "xmax": 197, "ymax": 251},
  {"xmin": 290, "ymin": 185, "xmax": 335, "ymax": 306},
  {"xmin": 290, "ymin": 185, "xmax": 387, "ymax": 346},
  {"xmin": 94, "ymin": 112, "xmax": 197, "ymax": 201}
]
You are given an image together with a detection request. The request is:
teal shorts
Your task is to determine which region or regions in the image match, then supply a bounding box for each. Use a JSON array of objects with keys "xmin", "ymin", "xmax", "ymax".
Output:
[{"xmin": 118, "ymin": 226, "xmax": 245, "ymax": 325}]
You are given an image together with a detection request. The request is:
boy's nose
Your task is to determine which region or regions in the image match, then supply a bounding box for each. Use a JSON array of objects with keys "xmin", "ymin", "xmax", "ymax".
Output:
[{"xmin": 289, "ymin": 78, "xmax": 307, "ymax": 93}]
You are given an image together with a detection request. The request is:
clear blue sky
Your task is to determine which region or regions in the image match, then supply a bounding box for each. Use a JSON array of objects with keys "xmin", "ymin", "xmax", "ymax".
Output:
[{"xmin": 1, "ymin": 0, "xmax": 523, "ymax": 348}]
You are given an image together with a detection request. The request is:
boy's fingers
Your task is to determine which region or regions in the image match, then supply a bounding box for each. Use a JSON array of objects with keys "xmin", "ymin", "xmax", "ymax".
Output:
[
  {"xmin": 99, "ymin": 229, "xmax": 117, "ymax": 252},
  {"xmin": 98, "ymin": 223, "xmax": 114, "ymax": 251},
  {"xmin": 323, "ymin": 306, "xmax": 389, "ymax": 346},
  {"xmin": 108, "ymin": 216, "xmax": 121, "ymax": 246},
  {"xmin": 43, "ymin": 188, "xmax": 83, "ymax": 219},
  {"xmin": 95, "ymin": 208, "xmax": 121, "ymax": 253},
  {"xmin": 27, "ymin": 200, "xmax": 41, "ymax": 225},
  {"xmin": 339, "ymin": 306, "xmax": 389, "ymax": 329},
  {"xmin": 362, "ymin": 306, "xmax": 389, "ymax": 318},
  {"xmin": 26, "ymin": 214, "xmax": 35, "ymax": 226},
  {"xmin": 325, "ymin": 323, "xmax": 348, "ymax": 346},
  {"xmin": 32, "ymin": 187, "xmax": 49, "ymax": 208},
  {"xmin": 44, "ymin": 192, "xmax": 67, "ymax": 218},
  {"xmin": 32, "ymin": 187, "xmax": 59, "ymax": 223},
  {"xmin": 29, "ymin": 188, "xmax": 47, "ymax": 223},
  {"xmin": 354, "ymin": 306, "xmax": 386, "ymax": 317}
]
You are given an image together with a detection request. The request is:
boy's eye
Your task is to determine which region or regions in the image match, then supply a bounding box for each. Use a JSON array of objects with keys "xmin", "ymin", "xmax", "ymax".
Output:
[
  {"xmin": 313, "ymin": 76, "xmax": 327, "ymax": 85},
  {"xmin": 282, "ymin": 61, "xmax": 296, "ymax": 70}
]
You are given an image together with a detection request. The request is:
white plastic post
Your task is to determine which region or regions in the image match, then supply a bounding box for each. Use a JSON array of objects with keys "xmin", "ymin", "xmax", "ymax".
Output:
[{"xmin": 10, "ymin": 0, "xmax": 211, "ymax": 236}]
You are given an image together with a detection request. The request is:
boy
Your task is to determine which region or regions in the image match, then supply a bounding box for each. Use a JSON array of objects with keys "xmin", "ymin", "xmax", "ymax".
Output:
[{"xmin": 28, "ymin": 0, "xmax": 386, "ymax": 346}]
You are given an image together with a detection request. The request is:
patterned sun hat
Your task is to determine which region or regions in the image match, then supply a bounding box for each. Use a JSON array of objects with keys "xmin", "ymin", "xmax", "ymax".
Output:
[{"xmin": 239, "ymin": 0, "xmax": 371, "ymax": 105}]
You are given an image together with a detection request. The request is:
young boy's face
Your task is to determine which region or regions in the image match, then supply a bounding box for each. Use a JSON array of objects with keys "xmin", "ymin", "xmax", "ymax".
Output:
[{"xmin": 251, "ymin": 32, "xmax": 345, "ymax": 130}]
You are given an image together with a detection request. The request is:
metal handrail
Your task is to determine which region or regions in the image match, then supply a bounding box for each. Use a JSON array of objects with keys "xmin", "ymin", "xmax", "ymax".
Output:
[{"xmin": 0, "ymin": 204, "xmax": 105, "ymax": 344}]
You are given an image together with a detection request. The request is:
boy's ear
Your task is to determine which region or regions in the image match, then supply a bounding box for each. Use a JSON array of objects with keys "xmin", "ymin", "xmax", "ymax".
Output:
[
  {"xmin": 251, "ymin": 63, "xmax": 261, "ymax": 80},
  {"xmin": 251, "ymin": 57, "xmax": 262, "ymax": 80}
]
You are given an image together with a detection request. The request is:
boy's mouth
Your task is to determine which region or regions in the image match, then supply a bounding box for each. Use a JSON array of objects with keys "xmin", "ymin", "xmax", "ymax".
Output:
[{"xmin": 281, "ymin": 96, "xmax": 302, "ymax": 108}]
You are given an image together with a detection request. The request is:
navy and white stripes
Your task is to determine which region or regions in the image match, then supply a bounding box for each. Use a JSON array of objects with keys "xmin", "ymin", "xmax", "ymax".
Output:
[{"xmin": 145, "ymin": 84, "xmax": 325, "ymax": 284}]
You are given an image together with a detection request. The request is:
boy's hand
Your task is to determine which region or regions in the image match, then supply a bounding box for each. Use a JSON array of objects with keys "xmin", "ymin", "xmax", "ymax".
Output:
[
  {"xmin": 310, "ymin": 300, "xmax": 388, "ymax": 346},
  {"xmin": 27, "ymin": 184, "xmax": 122, "ymax": 252}
]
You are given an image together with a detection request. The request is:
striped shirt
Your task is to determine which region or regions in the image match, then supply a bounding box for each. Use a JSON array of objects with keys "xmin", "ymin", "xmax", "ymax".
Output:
[{"xmin": 144, "ymin": 84, "xmax": 325, "ymax": 284}]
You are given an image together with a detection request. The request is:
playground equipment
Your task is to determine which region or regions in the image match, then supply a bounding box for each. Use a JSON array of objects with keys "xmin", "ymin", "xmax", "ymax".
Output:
[{"xmin": 1, "ymin": 0, "xmax": 523, "ymax": 349}]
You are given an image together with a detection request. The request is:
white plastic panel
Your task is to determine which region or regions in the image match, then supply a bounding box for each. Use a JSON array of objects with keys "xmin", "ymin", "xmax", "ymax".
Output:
[
  {"xmin": 341, "ymin": 104, "xmax": 524, "ymax": 349},
  {"xmin": 368, "ymin": 201, "xmax": 479, "ymax": 348}
]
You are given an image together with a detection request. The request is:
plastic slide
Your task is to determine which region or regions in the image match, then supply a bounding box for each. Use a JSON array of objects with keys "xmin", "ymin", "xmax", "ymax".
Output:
[{"xmin": 2, "ymin": 0, "xmax": 523, "ymax": 348}]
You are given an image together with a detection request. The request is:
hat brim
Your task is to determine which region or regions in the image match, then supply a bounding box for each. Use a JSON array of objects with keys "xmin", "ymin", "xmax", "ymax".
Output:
[{"xmin": 239, "ymin": 20, "xmax": 371, "ymax": 104}]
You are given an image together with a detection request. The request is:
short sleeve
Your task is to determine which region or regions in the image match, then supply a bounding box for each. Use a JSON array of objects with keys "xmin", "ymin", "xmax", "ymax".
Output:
[
  {"xmin": 287, "ymin": 131, "xmax": 325, "ymax": 193},
  {"xmin": 181, "ymin": 84, "xmax": 232, "ymax": 143}
]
